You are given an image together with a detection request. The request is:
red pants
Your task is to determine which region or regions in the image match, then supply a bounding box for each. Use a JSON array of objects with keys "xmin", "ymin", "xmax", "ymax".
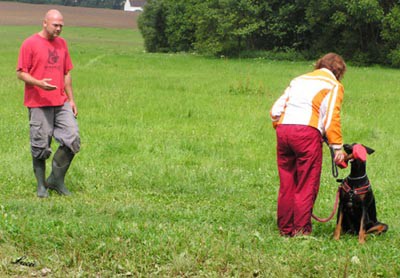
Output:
[{"xmin": 276, "ymin": 125, "xmax": 322, "ymax": 236}]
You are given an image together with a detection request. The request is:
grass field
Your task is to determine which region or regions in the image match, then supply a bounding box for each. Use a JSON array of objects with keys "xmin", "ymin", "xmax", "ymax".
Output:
[{"xmin": 1, "ymin": 25, "xmax": 400, "ymax": 277}]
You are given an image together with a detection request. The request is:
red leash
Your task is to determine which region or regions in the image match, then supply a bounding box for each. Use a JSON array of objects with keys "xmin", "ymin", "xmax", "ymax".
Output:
[
  {"xmin": 311, "ymin": 138, "xmax": 342, "ymax": 223},
  {"xmin": 312, "ymin": 186, "xmax": 340, "ymax": 222}
]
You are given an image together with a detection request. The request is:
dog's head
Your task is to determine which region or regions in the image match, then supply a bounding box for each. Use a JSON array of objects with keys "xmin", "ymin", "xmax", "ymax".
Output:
[
  {"xmin": 340, "ymin": 143, "xmax": 375, "ymax": 177},
  {"xmin": 343, "ymin": 143, "xmax": 375, "ymax": 162},
  {"xmin": 336, "ymin": 143, "xmax": 374, "ymax": 169}
]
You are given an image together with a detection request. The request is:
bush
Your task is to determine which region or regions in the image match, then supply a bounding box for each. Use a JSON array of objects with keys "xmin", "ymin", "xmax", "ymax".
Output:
[
  {"xmin": 387, "ymin": 49, "xmax": 400, "ymax": 68},
  {"xmin": 138, "ymin": 0, "xmax": 168, "ymax": 52},
  {"xmin": 238, "ymin": 48, "xmax": 306, "ymax": 61}
]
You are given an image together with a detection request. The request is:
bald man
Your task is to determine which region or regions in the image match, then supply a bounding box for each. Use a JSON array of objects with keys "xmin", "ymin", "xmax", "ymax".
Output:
[{"xmin": 17, "ymin": 9, "xmax": 80, "ymax": 198}]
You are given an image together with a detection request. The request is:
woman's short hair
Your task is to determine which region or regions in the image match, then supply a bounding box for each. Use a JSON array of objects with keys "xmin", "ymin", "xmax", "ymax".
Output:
[{"xmin": 315, "ymin": 53, "xmax": 346, "ymax": 81}]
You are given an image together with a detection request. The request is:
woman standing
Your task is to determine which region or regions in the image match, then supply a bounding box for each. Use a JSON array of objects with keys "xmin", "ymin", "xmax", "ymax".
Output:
[{"xmin": 270, "ymin": 53, "xmax": 346, "ymax": 236}]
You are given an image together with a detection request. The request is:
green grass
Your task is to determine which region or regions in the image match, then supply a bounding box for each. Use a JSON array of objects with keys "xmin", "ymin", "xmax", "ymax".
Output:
[{"xmin": 1, "ymin": 25, "xmax": 400, "ymax": 277}]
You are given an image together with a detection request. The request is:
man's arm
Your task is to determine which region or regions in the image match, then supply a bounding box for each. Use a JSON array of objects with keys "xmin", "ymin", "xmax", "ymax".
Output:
[
  {"xmin": 64, "ymin": 72, "xmax": 77, "ymax": 117},
  {"xmin": 16, "ymin": 70, "xmax": 57, "ymax": 90}
]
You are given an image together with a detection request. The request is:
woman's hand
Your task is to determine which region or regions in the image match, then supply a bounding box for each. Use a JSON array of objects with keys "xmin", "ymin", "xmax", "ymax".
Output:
[{"xmin": 333, "ymin": 149, "xmax": 345, "ymax": 164}]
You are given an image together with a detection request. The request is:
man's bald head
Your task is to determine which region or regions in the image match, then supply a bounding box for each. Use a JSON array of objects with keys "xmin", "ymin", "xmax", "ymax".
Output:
[
  {"xmin": 44, "ymin": 9, "xmax": 64, "ymax": 22},
  {"xmin": 40, "ymin": 9, "xmax": 64, "ymax": 40}
]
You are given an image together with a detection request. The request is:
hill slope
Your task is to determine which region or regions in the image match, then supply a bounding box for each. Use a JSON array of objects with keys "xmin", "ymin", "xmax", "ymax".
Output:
[{"xmin": 0, "ymin": 1, "xmax": 139, "ymax": 29}]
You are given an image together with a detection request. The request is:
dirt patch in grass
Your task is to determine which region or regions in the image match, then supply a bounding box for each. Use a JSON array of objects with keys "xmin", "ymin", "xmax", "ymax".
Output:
[{"xmin": 0, "ymin": 1, "xmax": 139, "ymax": 29}]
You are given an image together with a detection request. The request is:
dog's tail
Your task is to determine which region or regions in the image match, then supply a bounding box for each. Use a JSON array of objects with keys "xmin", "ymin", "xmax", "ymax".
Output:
[{"xmin": 367, "ymin": 222, "xmax": 389, "ymax": 235}]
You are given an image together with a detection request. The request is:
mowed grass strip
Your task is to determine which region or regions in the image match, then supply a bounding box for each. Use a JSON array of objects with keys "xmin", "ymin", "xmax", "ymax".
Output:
[{"xmin": 1, "ymin": 25, "xmax": 400, "ymax": 277}]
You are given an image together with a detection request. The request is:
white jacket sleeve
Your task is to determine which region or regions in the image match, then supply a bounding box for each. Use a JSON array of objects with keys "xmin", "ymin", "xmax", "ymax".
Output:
[{"xmin": 270, "ymin": 85, "xmax": 290, "ymax": 122}]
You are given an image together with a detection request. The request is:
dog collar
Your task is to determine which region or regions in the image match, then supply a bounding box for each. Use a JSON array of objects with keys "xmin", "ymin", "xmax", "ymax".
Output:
[
  {"xmin": 347, "ymin": 174, "xmax": 367, "ymax": 180},
  {"xmin": 341, "ymin": 180, "xmax": 371, "ymax": 195}
]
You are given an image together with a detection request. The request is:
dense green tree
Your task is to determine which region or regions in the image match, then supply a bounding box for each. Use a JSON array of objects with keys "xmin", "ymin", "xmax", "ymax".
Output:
[
  {"xmin": 304, "ymin": 0, "xmax": 385, "ymax": 64},
  {"xmin": 164, "ymin": 0, "xmax": 197, "ymax": 52},
  {"xmin": 381, "ymin": 5, "xmax": 400, "ymax": 66},
  {"xmin": 193, "ymin": 0, "xmax": 267, "ymax": 55},
  {"xmin": 138, "ymin": 0, "xmax": 400, "ymax": 66}
]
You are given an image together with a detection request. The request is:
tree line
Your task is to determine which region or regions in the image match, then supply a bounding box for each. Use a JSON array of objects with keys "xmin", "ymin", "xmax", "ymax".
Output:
[{"xmin": 138, "ymin": 0, "xmax": 400, "ymax": 66}]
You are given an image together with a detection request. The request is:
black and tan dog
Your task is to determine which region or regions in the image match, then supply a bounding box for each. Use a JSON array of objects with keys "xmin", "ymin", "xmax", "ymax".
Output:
[{"xmin": 333, "ymin": 143, "xmax": 388, "ymax": 244}]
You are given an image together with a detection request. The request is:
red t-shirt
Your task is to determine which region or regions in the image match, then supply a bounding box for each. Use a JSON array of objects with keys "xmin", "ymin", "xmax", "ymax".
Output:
[{"xmin": 17, "ymin": 34, "xmax": 73, "ymax": 108}]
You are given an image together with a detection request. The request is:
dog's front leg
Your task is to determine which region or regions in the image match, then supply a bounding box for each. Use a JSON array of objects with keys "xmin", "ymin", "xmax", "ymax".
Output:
[
  {"xmin": 334, "ymin": 209, "xmax": 343, "ymax": 240},
  {"xmin": 358, "ymin": 207, "xmax": 367, "ymax": 244}
]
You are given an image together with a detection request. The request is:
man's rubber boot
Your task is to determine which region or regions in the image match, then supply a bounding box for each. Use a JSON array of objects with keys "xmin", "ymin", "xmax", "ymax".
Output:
[
  {"xmin": 33, "ymin": 157, "xmax": 48, "ymax": 198},
  {"xmin": 46, "ymin": 146, "xmax": 74, "ymax": 196}
]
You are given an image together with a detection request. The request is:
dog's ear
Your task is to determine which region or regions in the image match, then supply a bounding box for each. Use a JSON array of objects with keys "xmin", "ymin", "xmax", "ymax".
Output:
[
  {"xmin": 362, "ymin": 145, "xmax": 375, "ymax": 155},
  {"xmin": 343, "ymin": 144, "xmax": 353, "ymax": 154}
]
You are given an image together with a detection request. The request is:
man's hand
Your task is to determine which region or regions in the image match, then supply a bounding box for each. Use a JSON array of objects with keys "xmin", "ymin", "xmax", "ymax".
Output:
[
  {"xmin": 69, "ymin": 100, "xmax": 78, "ymax": 117},
  {"xmin": 17, "ymin": 71, "xmax": 57, "ymax": 90},
  {"xmin": 38, "ymin": 78, "xmax": 57, "ymax": 90}
]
